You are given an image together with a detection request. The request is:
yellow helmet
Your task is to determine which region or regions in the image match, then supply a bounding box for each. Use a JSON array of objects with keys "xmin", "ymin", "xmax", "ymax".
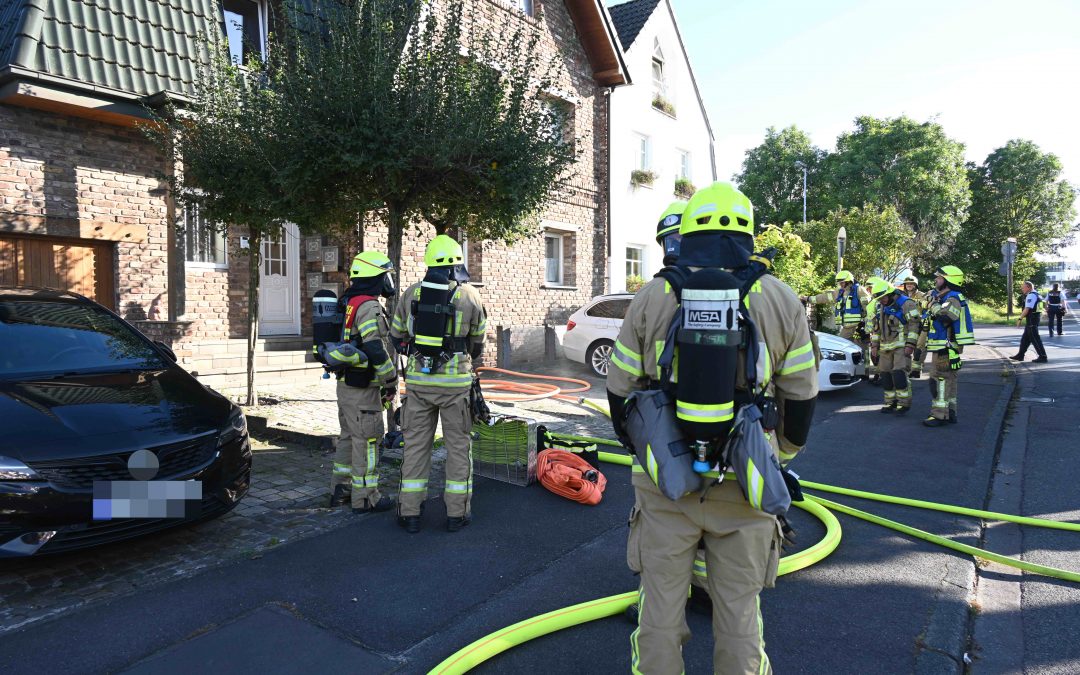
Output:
[
  {"xmin": 934, "ymin": 265, "xmax": 964, "ymax": 286},
  {"xmin": 680, "ymin": 182, "xmax": 754, "ymax": 237},
  {"xmin": 425, "ymin": 235, "xmax": 464, "ymax": 267},
  {"xmin": 656, "ymin": 201, "xmax": 687, "ymax": 243},
  {"xmin": 835, "ymin": 270, "xmax": 854, "ymax": 283},
  {"xmin": 870, "ymin": 279, "xmax": 894, "ymax": 301},
  {"xmin": 349, "ymin": 250, "xmax": 394, "ymax": 279},
  {"xmin": 903, "ymin": 275, "xmax": 919, "ymax": 286}
]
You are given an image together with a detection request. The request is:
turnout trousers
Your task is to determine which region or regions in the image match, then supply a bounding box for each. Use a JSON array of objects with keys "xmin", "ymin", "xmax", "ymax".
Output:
[
  {"xmin": 333, "ymin": 381, "xmax": 386, "ymax": 509},
  {"xmin": 927, "ymin": 351, "xmax": 957, "ymax": 420},
  {"xmin": 878, "ymin": 349, "xmax": 912, "ymax": 409},
  {"xmin": 911, "ymin": 330, "xmax": 928, "ymax": 375},
  {"xmin": 398, "ymin": 387, "xmax": 474, "ymax": 518},
  {"xmin": 628, "ymin": 471, "xmax": 781, "ymax": 675}
]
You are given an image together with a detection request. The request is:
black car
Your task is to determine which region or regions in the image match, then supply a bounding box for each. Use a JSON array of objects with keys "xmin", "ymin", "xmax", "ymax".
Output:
[{"xmin": 0, "ymin": 288, "xmax": 251, "ymax": 556}]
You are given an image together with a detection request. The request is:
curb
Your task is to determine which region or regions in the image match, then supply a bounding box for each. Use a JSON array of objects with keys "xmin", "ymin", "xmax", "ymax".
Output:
[{"xmin": 914, "ymin": 344, "xmax": 1017, "ymax": 674}]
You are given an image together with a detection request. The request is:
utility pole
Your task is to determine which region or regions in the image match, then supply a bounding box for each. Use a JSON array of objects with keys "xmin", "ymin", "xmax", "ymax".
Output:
[
  {"xmin": 1002, "ymin": 238, "xmax": 1018, "ymax": 319},
  {"xmin": 837, "ymin": 226, "xmax": 847, "ymax": 273},
  {"xmin": 795, "ymin": 160, "xmax": 808, "ymax": 224}
]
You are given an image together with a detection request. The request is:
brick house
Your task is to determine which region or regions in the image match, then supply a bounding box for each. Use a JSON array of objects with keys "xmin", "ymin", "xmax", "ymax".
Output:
[{"xmin": 0, "ymin": 0, "xmax": 627, "ymax": 392}]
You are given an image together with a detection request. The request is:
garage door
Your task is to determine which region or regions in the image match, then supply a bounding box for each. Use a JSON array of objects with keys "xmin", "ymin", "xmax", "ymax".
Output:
[{"xmin": 0, "ymin": 234, "xmax": 115, "ymax": 309}]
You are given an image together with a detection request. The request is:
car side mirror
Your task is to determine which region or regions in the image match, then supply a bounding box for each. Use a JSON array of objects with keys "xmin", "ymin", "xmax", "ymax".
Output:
[{"xmin": 155, "ymin": 341, "xmax": 177, "ymax": 362}]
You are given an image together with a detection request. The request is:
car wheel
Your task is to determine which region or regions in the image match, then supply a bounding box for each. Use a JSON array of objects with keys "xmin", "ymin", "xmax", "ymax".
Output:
[{"xmin": 587, "ymin": 340, "xmax": 614, "ymax": 377}]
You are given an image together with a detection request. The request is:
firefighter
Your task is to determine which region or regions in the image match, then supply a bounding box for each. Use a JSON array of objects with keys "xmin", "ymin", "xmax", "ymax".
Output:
[
  {"xmin": 608, "ymin": 182, "xmax": 818, "ymax": 674},
  {"xmin": 869, "ymin": 279, "xmax": 922, "ymax": 414},
  {"xmin": 655, "ymin": 200, "xmax": 688, "ymax": 267},
  {"xmin": 804, "ymin": 270, "xmax": 868, "ymax": 343},
  {"xmin": 327, "ymin": 251, "xmax": 399, "ymax": 512},
  {"xmin": 902, "ymin": 276, "xmax": 932, "ymax": 378},
  {"xmin": 390, "ymin": 235, "xmax": 487, "ymax": 533},
  {"xmin": 923, "ymin": 266, "xmax": 975, "ymax": 427}
]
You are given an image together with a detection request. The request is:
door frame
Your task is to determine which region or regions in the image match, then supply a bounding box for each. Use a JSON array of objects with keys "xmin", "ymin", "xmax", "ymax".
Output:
[{"xmin": 257, "ymin": 222, "xmax": 301, "ymax": 336}]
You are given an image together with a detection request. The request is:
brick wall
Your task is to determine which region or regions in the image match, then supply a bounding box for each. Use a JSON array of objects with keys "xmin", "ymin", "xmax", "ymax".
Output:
[{"xmin": 0, "ymin": 104, "xmax": 171, "ymax": 319}]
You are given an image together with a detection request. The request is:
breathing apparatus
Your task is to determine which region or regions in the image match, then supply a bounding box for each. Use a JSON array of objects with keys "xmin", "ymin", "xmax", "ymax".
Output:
[{"xmin": 410, "ymin": 235, "xmax": 467, "ymax": 374}]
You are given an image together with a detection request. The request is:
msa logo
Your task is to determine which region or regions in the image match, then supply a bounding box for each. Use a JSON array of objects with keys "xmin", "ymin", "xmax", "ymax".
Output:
[{"xmin": 688, "ymin": 309, "xmax": 723, "ymax": 324}]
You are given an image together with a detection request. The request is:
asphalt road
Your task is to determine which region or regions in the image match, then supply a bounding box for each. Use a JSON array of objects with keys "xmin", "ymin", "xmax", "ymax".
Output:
[{"xmin": 3, "ymin": 313, "xmax": 1079, "ymax": 674}]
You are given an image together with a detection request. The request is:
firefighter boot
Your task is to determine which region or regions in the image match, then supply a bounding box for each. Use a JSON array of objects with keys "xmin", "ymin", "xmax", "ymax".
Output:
[
  {"xmin": 879, "ymin": 402, "xmax": 896, "ymax": 414},
  {"xmin": 447, "ymin": 516, "xmax": 471, "ymax": 532},
  {"xmin": 398, "ymin": 515, "xmax": 421, "ymax": 533},
  {"xmin": 329, "ymin": 485, "xmax": 351, "ymax": 508},
  {"xmin": 353, "ymin": 495, "xmax": 394, "ymax": 514}
]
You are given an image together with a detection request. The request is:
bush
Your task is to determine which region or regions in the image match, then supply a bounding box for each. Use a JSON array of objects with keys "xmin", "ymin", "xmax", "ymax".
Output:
[
  {"xmin": 631, "ymin": 169, "xmax": 657, "ymax": 187},
  {"xmin": 967, "ymin": 300, "xmax": 1014, "ymax": 325},
  {"xmin": 625, "ymin": 275, "xmax": 645, "ymax": 293}
]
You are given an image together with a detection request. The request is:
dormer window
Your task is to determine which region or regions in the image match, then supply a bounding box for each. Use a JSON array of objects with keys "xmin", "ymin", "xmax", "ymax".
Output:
[{"xmin": 223, "ymin": 0, "xmax": 266, "ymax": 65}]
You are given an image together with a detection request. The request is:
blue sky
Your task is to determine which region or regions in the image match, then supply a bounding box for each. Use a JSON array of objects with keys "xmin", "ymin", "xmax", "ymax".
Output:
[{"xmin": 660, "ymin": 0, "xmax": 1080, "ymax": 252}]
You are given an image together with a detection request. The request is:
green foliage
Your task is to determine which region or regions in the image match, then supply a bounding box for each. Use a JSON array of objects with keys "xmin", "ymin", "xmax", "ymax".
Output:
[
  {"xmin": 754, "ymin": 224, "xmax": 823, "ymax": 296},
  {"xmin": 632, "ymin": 169, "xmax": 657, "ymax": 187},
  {"xmin": 735, "ymin": 125, "xmax": 826, "ymax": 227},
  {"xmin": 652, "ymin": 95, "xmax": 676, "ymax": 116},
  {"xmin": 673, "ymin": 177, "xmax": 695, "ymax": 199},
  {"xmin": 794, "ymin": 206, "xmax": 914, "ymax": 285},
  {"xmin": 824, "ymin": 115, "xmax": 970, "ymax": 266},
  {"xmin": 967, "ymin": 301, "xmax": 1014, "ymax": 325},
  {"xmin": 948, "ymin": 140, "xmax": 1078, "ymax": 303},
  {"xmin": 625, "ymin": 274, "xmax": 645, "ymax": 293}
]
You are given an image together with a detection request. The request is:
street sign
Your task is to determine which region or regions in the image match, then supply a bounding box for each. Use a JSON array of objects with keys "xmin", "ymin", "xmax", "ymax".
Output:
[
  {"xmin": 998, "ymin": 261, "xmax": 1008, "ymax": 276},
  {"xmin": 1001, "ymin": 239, "xmax": 1018, "ymax": 262}
]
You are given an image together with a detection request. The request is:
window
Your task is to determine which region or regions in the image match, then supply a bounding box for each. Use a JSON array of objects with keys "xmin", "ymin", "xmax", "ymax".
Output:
[
  {"xmin": 625, "ymin": 246, "xmax": 644, "ymax": 280},
  {"xmin": 183, "ymin": 204, "xmax": 228, "ymax": 266},
  {"xmin": 652, "ymin": 39, "xmax": 666, "ymax": 98},
  {"xmin": 539, "ymin": 97, "xmax": 572, "ymax": 145},
  {"xmin": 586, "ymin": 299, "xmax": 631, "ymax": 320},
  {"xmin": 677, "ymin": 150, "xmax": 691, "ymax": 180},
  {"xmin": 509, "ymin": 0, "xmax": 534, "ymax": 16},
  {"xmin": 223, "ymin": 0, "xmax": 265, "ymax": 65},
  {"xmin": 636, "ymin": 134, "xmax": 652, "ymax": 171},
  {"xmin": 544, "ymin": 232, "xmax": 564, "ymax": 285}
]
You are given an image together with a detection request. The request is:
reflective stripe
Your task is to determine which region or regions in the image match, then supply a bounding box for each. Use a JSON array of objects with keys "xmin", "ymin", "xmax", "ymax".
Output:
[
  {"xmin": 405, "ymin": 371, "xmax": 473, "ymax": 388},
  {"xmin": 778, "ymin": 449, "xmax": 797, "ymax": 465},
  {"xmin": 470, "ymin": 317, "xmax": 488, "ymax": 336},
  {"xmin": 365, "ymin": 439, "xmax": 378, "ymax": 487},
  {"xmin": 400, "ymin": 479, "xmax": 428, "ymax": 493},
  {"xmin": 356, "ymin": 319, "xmax": 378, "ymax": 338},
  {"xmin": 745, "ymin": 458, "xmax": 764, "ymax": 510},
  {"xmin": 333, "ymin": 462, "xmax": 351, "ymax": 475},
  {"xmin": 421, "ymin": 281, "xmax": 449, "ymax": 290},
  {"xmin": 414, "ymin": 335, "xmax": 443, "ymax": 347},
  {"xmin": 630, "ymin": 588, "xmax": 645, "ymax": 675},
  {"xmin": 375, "ymin": 360, "xmax": 395, "ymax": 375},
  {"xmin": 758, "ymin": 341, "xmax": 771, "ymax": 387},
  {"xmin": 676, "ymin": 400, "xmax": 734, "ymax": 423},
  {"xmin": 445, "ymin": 480, "xmax": 472, "ymax": 494},
  {"xmin": 693, "ymin": 557, "xmax": 707, "ymax": 579},
  {"xmin": 933, "ymin": 378, "xmax": 948, "ymax": 408},
  {"xmin": 777, "ymin": 340, "xmax": 814, "ymax": 376},
  {"xmin": 757, "ymin": 596, "xmax": 769, "ymax": 675},
  {"xmin": 391, "ymin": 314, "xmax": 405, "ymax": 331},
  {"xmin": 612, "ymin": 340, "xmax": 645, "ymax": 377},
  {"xmin": 701, "ymin": 470, "xmax": 737, "ymax": 480},
  {"xmin": 644, "ymin": 445, "xmax": 659, "ymax": 485}
]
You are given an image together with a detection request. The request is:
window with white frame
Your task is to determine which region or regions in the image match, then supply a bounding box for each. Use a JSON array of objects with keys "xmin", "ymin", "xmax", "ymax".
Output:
[
  {"xmin": 625, "ymin": 245, "xmax": 644, "ymax": 280},
  {"xmin": 540, "ymin": 96, "xmax": 572, "ymax": 145},
  {"xmin": 652, "ymin": 39, "xmax": 667, "ymax": 99},
  {"xmin": 677, "ymin": 150, "xmax": 692, "ymax": 180},
  {"xmin": 508, "ymin": 0, "xmax": 534, "ymax": 16},
  {"xmin": 636, "ymin": 134, "xmax": 652, "ymax": 171},
  {"xmin": 223, "ymin": 0, "xmax": 266, "ymax": 65},
  {"xmin": 544, "ymin": 232, "xmax": 564, "ymax": 285},
  {"xmin": 183, "ymin": 204, "xmax": 228, "ymax": 266}
]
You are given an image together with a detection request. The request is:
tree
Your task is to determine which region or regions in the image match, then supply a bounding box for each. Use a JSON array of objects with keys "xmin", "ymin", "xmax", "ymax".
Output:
[
  {"xmin": 754, "ymin": 223, "xmax": 822, "ymax": 297},
  {"xmin": 950, "ymin": 140, "xmax": 1077, "ymax": 302},
  {"xmin": 277, "ymin": 0, "xmax": 576, "ymax": 295},
  {"xmin": 735, "ymin": 126, "xmax": 827, "ymax": 228},
  {"xmin": 825, "ymin": 116, "xmax": 971, "ymax": 267},
  {"xmin": 794, "ymin": 206, "xmax": 915, "ymax": 285}
]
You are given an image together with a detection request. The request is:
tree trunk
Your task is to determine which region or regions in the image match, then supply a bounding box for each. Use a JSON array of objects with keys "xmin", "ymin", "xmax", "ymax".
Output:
[
  {"xmin": 245, "ymin": 229, "xmax": 262, "ymax": 406},
  {"xmin": 385, "ymin": 203, "xmax": 406, "ymax": 318}
]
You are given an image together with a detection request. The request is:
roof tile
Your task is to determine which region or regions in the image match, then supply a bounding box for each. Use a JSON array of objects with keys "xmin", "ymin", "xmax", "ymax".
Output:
[{"xmin": 607, "ymin": 0, "xmax": 660, "ymax": 51}]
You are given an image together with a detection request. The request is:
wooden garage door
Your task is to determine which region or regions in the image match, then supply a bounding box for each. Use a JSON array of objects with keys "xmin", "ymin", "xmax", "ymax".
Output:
[{"xmin": 0, "ymin": 235, "xmax": 115, "ymax": 309}]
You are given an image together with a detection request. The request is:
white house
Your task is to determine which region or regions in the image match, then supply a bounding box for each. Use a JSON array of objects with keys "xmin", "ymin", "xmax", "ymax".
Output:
[{"xmin": 607, "ymin": 0, "xmax": 716, "ymax": 293}]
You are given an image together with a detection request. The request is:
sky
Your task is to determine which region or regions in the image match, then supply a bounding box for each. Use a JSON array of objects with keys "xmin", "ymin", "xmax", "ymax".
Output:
[{"xmin": 659, "ymin": 0, "xmax": 1080, "ymax": 258}]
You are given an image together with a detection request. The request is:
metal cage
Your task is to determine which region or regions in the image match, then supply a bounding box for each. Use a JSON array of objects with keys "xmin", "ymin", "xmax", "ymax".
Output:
[{"xmin": 470, "ymin": 414, "xmax": 538, "ymax": 486}]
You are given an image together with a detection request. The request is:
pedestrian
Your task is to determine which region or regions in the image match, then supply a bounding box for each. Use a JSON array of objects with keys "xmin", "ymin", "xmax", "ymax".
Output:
[
  {"xmin": 1011, "ymin": 281, "xmax": 1048, "ymax": 362},
  {"xmin": 390, "ymin": 235, "xmax": 487, "ymax": 533},
  {"xmin": 869, "ymin": 280, "xmax": 922, "ymax": 414},
  {"xmin": 608, "ymin": 182, "xmax": 818, "ymax": 674},
  {"xmin": 923, "ymin": 266, "xmax": 975, "ymax": 427},
  {"xmin": 326, "ymin": 251, "xmax": 399, "ymax": 513},
  {"xmin": 1045, "ymin": 283, "xmax": 1067, "ymax": 336}
]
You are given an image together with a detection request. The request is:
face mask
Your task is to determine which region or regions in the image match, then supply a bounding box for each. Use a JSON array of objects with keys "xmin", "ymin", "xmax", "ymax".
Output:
[
  {"xmin": 662, "ymin": 233, "xmax": 682, "ymax": 259},
  {"xmin": 381, "ymin": 274, "xmax": 396, "ymax": 298},
  {"xmin": 450, "ymin": 264, "xmax": 471, "ymax": 283}
]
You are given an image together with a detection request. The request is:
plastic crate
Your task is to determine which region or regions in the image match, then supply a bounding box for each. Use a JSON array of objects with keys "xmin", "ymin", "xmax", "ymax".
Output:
[{"xmin": 471, "ymin": 414, "xmax": 538, "ymax": 486}]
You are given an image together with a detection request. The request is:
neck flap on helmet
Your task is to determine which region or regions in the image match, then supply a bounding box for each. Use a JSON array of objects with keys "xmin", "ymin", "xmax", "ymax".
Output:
[{"xmin": 676, "ymin": 232, "xmax": 753, "ymax": 269}]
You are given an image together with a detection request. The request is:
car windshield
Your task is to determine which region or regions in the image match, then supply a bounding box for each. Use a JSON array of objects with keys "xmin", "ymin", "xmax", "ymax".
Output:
[{"xmin": 0, "ymin": 300, "xmax": 167, "ymax": 379}]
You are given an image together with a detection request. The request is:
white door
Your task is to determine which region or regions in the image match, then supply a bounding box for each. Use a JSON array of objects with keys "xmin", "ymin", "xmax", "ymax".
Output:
[{"xmin": 258, "ymin": 223, "xmax": 301, "ymax": 336}]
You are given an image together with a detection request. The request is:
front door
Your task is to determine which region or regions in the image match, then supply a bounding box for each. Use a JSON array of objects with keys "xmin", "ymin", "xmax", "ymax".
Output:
[{"xmin": 258, "ymin": 223, "xmax": 300, "ymax": 336}]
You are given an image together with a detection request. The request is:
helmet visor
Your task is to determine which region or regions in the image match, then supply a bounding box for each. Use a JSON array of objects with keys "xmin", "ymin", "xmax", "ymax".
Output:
[{"xmin": 662, "ymin": 232, "xmax": 682, "ymax": 258}]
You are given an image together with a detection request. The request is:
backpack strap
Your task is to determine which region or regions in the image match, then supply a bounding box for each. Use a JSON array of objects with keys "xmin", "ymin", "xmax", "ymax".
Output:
[{"xmin": 655, "ymin": 265, "xmax": 691, "ymax": 302}]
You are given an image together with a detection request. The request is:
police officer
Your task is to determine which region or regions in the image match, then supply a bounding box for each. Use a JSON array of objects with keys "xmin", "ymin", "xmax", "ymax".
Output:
[
  {"xmin": 655, "ymin": 200, "xmax": 687, "ymax": 267},
  {"xmin": 1045, "ymin": 283, "xmax": 1067, "ymax": 336},
  {"xmin": 923, "ymin": 266, "xmax": 975, "ymax": 427},
  {"xmin": 869, "ymin": 279, "xmax": 922, "ymax": 414},
  {"xmin": 390, "ymin": 235, "xmax": 487, "ymax": 533},
  {"xmin": 328, "ymin": 251, "xmax": 399, "ymax": 512},
  {"xmin": 608, "ymin": 182, "xmax": 818, "ymax": 674},
  {"xmin": 1011, "ymin": 280, "xmax": 1048, "ymax": 363}
]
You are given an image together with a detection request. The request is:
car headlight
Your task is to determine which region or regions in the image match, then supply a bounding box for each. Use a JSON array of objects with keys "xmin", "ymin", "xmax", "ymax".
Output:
[
  {"xmin": 821, "ymin": 349, "xmax": 848, "ymax": 362},
  {"xmin": 218, "ymin": 408, "xmax": 248, "ymax": 447},
  {"xmin": 0, "ymin": 455, "xmax": 41, "ymax": 481}
]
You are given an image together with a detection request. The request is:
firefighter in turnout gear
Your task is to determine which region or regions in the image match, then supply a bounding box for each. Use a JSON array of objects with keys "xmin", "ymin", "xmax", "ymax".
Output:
[
  {"xmin": 869, "ymin": 280, "xmax": 922, "ymax": 414},
  {"xmin": 656, "ymin": 200, "xmax": 687, "ymax": 267},
  {"xmin": 608, "ymin": 182, "xmax": 819, "ymax": 675},
  {"xmin": 923, "ymin": 266, "xmax": 975, "ymax": 427},
  {"xmin": 804, "ymin": 270, "xmax": 869, "ymax": 343},
  {"xmin": 860, "ymin": 276, "xmax": 886, "ymax": 384},
  {"xmin": 902, "ymin": 276, "xmax": 932, "ymax": 378},
  {"xmin": 328, "ymin": 251, "xmax": 399, "ymax": 512},
  {"xmin": 390, "ymin": 235, "xmax": 487, "ymax": 533}
]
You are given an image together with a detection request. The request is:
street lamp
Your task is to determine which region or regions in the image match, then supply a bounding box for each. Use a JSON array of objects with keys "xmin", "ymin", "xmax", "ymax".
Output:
[
  {"xmin": 836, "ymin": 226, "xmax": 847, "ymax": 273},
  {"xmin": 794, "ymin": 160, "xmax": 808, "ymax": 224}
]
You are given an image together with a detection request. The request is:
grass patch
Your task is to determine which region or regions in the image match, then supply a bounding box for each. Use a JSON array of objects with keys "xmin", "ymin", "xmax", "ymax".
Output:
[{"xmin": 968, "ymin": 301, "xmax": 1015, "ymax": 325}]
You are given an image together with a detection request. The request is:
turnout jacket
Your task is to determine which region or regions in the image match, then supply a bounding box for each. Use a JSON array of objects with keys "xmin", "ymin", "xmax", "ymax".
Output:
[
  {"xmin": 390, "ymin": 281, "xmax": 487, "ymax": 395},
  {"xmin": 608, "ymin": 272, "xmax": 819, "ymax": 466},
  {"xmin": 341, "ymin": 298, "xmax": 398, "ymax": 411},
  {"xmin": 871, "ymin": 296, "xmax": 922, "ymax": 351},
  {"xmin": 809, "ymin": 284, "xmax": 872, "ymax": 325}
]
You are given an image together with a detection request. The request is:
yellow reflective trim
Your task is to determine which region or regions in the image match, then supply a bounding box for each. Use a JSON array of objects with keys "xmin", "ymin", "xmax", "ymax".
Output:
[{"xmin": 414, "ymin": 335, "xmax": 443, "ymax": 347}]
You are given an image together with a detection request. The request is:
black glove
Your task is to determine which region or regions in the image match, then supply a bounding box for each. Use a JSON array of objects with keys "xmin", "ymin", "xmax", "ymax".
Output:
[
  {"xmin": 781, "ymin": 468, "xmax": 804, "ymax": 502},
  {"xmin": 381, "ymin": 385, "xmax": 397, "ymax": 409},
  {"xmin": 777, "ymin": 514, "xmax": 797, "ymax": 550},
  {"xmin": 607, "ymin": 389, "xmax": 632, "ymax": 451}
]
